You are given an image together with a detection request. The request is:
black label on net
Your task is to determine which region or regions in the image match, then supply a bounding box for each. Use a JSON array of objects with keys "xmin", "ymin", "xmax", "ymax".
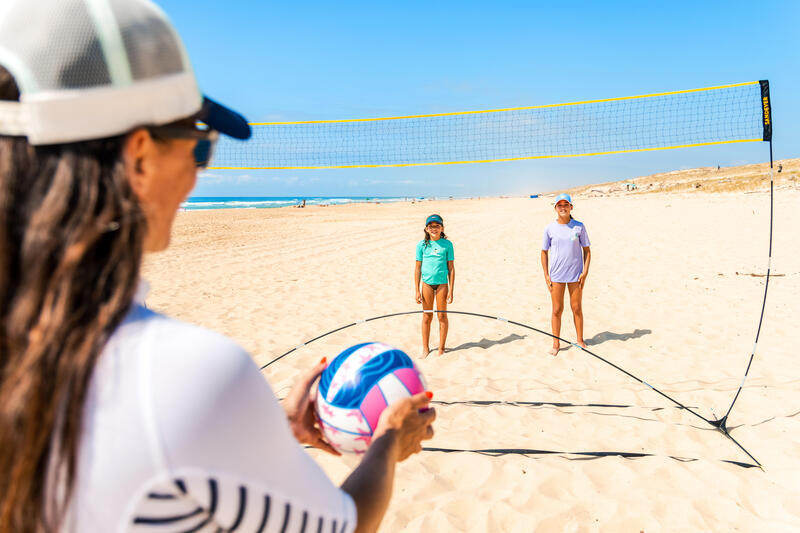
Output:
[{"xmin": 760, "ymin": 80, "xmax": 772, "ymax": 142}]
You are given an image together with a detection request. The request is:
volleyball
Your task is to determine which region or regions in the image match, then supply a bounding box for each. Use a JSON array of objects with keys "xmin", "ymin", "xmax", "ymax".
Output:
[{"xmin": 315, "ymin": 342, "xmax": 427, "ymax": 454}]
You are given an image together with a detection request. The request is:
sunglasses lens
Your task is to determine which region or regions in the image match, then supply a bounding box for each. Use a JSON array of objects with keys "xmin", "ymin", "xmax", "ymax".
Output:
[{"xmin": 194, "ymin": 138, "xmax": 216, "ymax": 169}]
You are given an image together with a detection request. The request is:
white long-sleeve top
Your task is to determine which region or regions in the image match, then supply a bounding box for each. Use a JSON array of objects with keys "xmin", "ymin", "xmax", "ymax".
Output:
[{"xmin": 65, "ymin": 288, "xmax": 356, "ymax": 532}]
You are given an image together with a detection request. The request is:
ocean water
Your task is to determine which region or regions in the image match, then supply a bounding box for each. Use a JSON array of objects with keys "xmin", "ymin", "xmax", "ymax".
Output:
[{"xmin": 181, "ymin": 196, "xmax": 415, "ymax": 210}]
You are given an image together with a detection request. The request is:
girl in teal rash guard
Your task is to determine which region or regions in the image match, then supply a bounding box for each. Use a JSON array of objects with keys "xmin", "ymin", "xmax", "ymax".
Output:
[{"xmin": 414, "ymin": 214, "xmax": 456, "ymax": 358}]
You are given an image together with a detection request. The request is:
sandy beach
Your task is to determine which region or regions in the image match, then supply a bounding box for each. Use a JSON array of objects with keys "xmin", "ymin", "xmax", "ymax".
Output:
[{"xmin": 143, "ymin": 165, "xmax": 800, "ymax": 532}]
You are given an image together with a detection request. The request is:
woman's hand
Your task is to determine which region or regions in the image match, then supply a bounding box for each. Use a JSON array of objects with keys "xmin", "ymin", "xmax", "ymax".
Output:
[
  {"xmin": 283, "ymin": 358, "xmax": 341, "ymax": 456},
  {"xmin": 544, "ymin": 276, "xmax": 553, "ymax": 292},
  {"xmin": 415, "ymin": 290, "xmax": 422, "ymax": 304},
  {"xmin": 578, "ymin": 273, "xmax": 587, "ymax": 289},
  {"xmin": 447, "ymin": 290, "xmax": 454, "ymax": 304},
  {"xmin": 341, "ymin": 391, "xmax": 435, "ymax": 533},
  {"xmin": 373, "ymin": 391, "xmax": 436, "ymax": 462}
]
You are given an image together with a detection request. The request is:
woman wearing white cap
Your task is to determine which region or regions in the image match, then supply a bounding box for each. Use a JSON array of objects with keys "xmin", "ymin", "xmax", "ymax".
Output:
[
  {"xmin": 0, "ymin": 1, "xmax": 434, "ymax": 532},
  {"xmin": 541, "ymin": 193, "xmax": 592, "ymax": 355}
]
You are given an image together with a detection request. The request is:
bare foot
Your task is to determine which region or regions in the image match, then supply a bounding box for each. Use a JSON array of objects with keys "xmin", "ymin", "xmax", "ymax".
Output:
[
  {"xmin": 419, "ymin": 348, "xmax": 431, "ymax": 359},
  {"xmin": 576, "ymin": 341, "xmax": 588, "ymax": 349},
  {"xmin": 548, "ymin": 345, "xmax": 560, "ymax": 356},
  {"xmin": 437, "ymin": 348, "xmax": 446, "ymax": 356}
]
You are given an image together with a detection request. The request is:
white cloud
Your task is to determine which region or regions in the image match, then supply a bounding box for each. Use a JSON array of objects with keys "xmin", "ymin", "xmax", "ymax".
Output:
[
  {"xmin": 198, "ymin": 171, "xmax": 254, "ymax": 184},
  {"xmin": 198, "ymin": 172, "xmax": 225, "ymax": 184},
  {"xmin": 363, "ymin": 178, "xmax": 423, "ymax": 185}
]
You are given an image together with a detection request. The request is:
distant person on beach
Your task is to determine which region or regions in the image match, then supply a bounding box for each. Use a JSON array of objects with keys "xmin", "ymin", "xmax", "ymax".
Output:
[
  {"xmin": 541, "ymin": 194, "xmax": 591, "ymax": 355},
  {"xmin": 414, "ymin": 214, "xmax": 455, "ymax": 357},
  {"xmin": 0, "ymin": 1, "xmax": 434, "ymax": 532}
]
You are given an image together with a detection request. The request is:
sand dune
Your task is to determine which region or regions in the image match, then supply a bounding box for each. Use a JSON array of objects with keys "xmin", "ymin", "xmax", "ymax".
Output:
[{"xmin": 562, "ymin": 158, "xmax": 799, "ymax": 196}]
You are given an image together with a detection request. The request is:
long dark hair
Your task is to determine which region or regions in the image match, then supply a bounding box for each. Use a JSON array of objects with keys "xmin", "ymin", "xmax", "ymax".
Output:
[
  {"xmin": 0, "ymin": 66, "xmax": 146, "ymax": 532},
  {"xmin": 422, "ymin": 214, "xmax": 447, "ymax": 247}
]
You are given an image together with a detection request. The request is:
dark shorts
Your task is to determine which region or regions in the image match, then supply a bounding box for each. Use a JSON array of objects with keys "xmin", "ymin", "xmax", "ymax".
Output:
[{"xmin": 423, "ymin": 282, "xmax": 444, "ymax": 291}]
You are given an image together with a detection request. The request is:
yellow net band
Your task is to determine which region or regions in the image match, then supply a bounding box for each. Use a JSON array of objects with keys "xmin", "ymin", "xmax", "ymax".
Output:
[{"xmin": 248, "ymin": 81, "xmax": 760, "ymax": 126}]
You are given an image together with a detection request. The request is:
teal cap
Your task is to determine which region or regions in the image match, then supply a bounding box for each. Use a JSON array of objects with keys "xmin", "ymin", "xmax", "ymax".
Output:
[{"xmin": 425, "ymin": 214, "xmax": 443, "ymax": 226}]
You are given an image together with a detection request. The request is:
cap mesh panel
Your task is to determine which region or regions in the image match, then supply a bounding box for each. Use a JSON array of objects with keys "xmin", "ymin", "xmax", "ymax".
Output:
[
  {"xmin": 0, "ymin": 0, "xmax": 204, "ymax": 143},
  {"xmin": 0, "ymin": 0, "xmax": 110, "ymax": 90},
  {"xmin": 110, "ymin": 0, "xmax": 184, "ymax": 81}
]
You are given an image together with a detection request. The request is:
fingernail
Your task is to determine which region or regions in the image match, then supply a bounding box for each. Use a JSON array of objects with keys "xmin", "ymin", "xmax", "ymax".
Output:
[
  {"xmin": 320, "ymin": 357, "xmax": 327, "ymax": 365},
  {"xmin": 425, "ymin": 391, "xmax": 433, "ymax": 399}
]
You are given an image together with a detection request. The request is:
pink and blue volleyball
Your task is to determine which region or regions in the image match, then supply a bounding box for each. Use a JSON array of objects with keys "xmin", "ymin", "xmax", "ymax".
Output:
[{"xmin": 315, "ymin": 342, "xmax": 427, "ymax": 454}]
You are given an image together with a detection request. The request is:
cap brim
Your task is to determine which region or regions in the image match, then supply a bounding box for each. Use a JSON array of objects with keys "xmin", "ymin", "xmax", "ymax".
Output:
[
  {"xmin": 197, "ymin": 96, "xmax": 251, "ymax": 140},
  {"xmin": 554, "ymin": 195, "xmax": 572, "ymax": 205}
]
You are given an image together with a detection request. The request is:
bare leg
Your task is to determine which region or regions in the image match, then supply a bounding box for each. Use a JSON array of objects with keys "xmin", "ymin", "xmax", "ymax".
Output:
[
  {"xmin": 567, "ymin": 281, "xmax": 587, "ymax": 347},
  {"xmin": 435, "ymin": 285, "xmax": 449, "ymax": 355},
  {"xmin": 549, "ymin": 282, "xmax": 566, "ymax": 355},
  {"xmin": 420, "ymin": 283, "xmax": 435, "ymax": 358}
]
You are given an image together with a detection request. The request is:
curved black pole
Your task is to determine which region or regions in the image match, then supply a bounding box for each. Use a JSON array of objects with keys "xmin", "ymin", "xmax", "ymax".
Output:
[
  {"xmin": 260, "ymin": 308, "xmax": 762, "ymax": 468},
  {"xmin": 720, "ymin": 140, "xmax": 774, "ymax": 427},
  {"xmin": 262, "ymin": 310, "xmax": 710, "ymax": 421}
]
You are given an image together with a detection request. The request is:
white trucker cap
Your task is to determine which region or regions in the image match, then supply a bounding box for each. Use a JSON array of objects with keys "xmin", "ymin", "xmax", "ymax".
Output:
[{"xmin": 0, "ymin": 0, "xmax": 250, "ymax": 145}]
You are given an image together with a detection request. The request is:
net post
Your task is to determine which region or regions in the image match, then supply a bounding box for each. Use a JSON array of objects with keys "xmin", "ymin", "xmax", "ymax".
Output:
[
  {"xmin": 760, "ymin": 80, "xmax": 772, "ymax": 142},
  {"xmin": 721, "ymin": 81, "xmax": 774, "ymax": 424}
]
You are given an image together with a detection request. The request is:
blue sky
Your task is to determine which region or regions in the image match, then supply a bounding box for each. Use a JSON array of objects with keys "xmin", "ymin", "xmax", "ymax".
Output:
[{"xmin": 159, "ymin": 0, "xmax": 799, "ymax": 197}]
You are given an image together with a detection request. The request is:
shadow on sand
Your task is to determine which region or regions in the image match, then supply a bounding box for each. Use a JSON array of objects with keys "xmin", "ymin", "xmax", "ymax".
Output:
[
  {"xmin": 445, "ymin": 329, "xmax": 650, "ymax": 353},
  {"xmin": 585, "ymin": 328, "xmax": 652, "ymax": 346},
  {"xmin": 448, "ymin": 333, "xmax": 527, "ymax": 353}
]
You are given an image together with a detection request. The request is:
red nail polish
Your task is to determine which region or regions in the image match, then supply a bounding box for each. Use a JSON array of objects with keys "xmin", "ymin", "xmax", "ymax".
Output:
[
  {"xmin": 425, "ymin": 391, "xmax": 433, "ymax": 399},
  {"xmin": 320, "ymin": 357, "xmax": 327, "ymax": 365}
]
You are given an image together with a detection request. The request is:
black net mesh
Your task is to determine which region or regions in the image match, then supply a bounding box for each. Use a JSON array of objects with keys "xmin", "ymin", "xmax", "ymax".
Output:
[{"xmin": 210, "ymin": 82, "xmax": 764, "ymax": 169}]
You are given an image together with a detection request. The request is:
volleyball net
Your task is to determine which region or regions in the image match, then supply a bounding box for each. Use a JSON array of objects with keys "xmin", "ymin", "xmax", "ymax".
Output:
[{"xmin": 209, "ymin": 80, "xmax": 772, "ymax": 170}]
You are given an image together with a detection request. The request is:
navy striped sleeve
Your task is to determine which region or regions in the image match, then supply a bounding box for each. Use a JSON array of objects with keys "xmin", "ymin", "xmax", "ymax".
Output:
[{"xmin": 130, "ymin": 476, "xmax": 355, "ymax": 533}]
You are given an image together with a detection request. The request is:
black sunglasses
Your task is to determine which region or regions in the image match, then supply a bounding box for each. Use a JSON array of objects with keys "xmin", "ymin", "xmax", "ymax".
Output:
[{"xmin": 147, "ymin": 124, "xmax": 219, "ymax": 169}]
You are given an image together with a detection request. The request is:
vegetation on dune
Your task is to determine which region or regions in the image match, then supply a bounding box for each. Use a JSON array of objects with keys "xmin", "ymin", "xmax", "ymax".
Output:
[{"xmin": 558, "ymin": 158, "xmax": 799, "ymax": 196}]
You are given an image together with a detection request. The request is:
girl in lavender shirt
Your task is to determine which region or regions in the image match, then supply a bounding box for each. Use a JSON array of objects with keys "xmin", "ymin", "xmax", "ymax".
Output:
[{"xmin": 541, "ymin": 193, "xmax": 592, "ymax": 355}]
